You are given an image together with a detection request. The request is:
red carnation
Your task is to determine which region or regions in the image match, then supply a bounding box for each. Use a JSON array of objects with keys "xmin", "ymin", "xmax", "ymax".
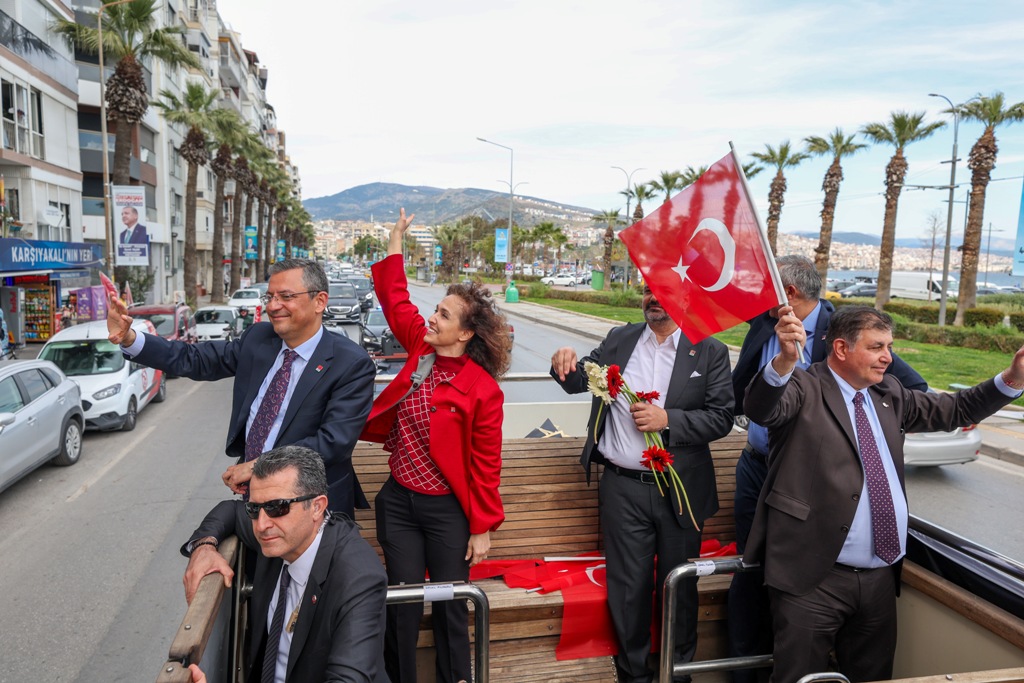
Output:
[{"xmin": 606, "ymin": 365, "xmax": 624, "ymax": 399}]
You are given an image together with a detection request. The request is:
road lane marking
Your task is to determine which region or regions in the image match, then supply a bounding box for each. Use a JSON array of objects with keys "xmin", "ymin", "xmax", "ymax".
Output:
[
  {"xmin": 66, "ymin": 381, "xmax": 204, "ymax": 503},
  {"xmin": 978, "ymin": 456, "xmax": 1024, "ymax": 479}
]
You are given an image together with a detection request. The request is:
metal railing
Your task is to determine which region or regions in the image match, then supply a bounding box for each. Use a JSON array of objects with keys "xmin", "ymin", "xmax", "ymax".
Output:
[
  {"xmin": 659, "ymin": 557, "xmax": 773, "ymax": 682},
  {"xmin": 386, "ymin": 582, "xmax": 491, "ymax": 683}
]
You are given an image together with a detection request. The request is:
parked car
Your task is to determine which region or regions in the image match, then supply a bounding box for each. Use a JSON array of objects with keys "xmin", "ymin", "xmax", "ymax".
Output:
[
  {"xmin": 129, "ymin": 303, "xmax": 197, "ymax": 344},
  {"xmin": 248, "ymin": 282, "xmax": 269, "ymax": 296},
  {"xmin": 360, "ymin": 308, "xmax": 389, "ymax": 352},
  {"xmin": 38, "ymin": 319, "xmax": 166, "ymax": 431},
  {"xmin": 541, "ymin": 274, "xmax": 578, "ymax": 287},
  {"xmin": 227, "ymin": 288, "xmax": 262, "ymax": 314},
  {"xmin": 193, "ymin": 305, "xmax": 239, "ymax": 341},
  {"xmin": 0, "ymin": 359, "xmax": 84, "ymax": 493},
  {"xmin": 323, "ymin": 281, "xmax": 361, "ymax": 323},
  {"xmin": 839, "ymin": 283, "xmax": 877, "ymax": 298},
  {"xmin": 905, "ymin": 390, "xmax": 982, "ymax": 466}
]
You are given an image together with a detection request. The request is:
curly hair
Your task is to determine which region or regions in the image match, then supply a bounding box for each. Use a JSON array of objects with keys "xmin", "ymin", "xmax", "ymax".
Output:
[{"xmin": 446, "ymin": 280, "xmax": 512, "ymax": 380}]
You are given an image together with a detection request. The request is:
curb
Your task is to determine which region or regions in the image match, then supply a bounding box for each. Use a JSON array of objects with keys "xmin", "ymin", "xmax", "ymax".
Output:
[
  {"xmin": 496, "ymin": 302, "xmax": 615, "ymax": 343},
  {"xmin": 979, "ymin": 444, "xmax": 1024, "ymax": 468}
]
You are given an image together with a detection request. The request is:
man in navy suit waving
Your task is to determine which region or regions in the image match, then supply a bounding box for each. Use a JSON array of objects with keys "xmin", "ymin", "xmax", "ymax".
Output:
[{"xmin": 107, "ymin": 259, "xmax": 376, "ymax": 517}]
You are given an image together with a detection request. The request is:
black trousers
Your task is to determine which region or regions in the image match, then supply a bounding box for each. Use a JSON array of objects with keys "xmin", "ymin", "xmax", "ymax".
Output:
[
  {"xmin": 599, "ymin": 467, "xmax": 702, "ymax": 683},
  {"xmin": 376, "ymin": 476, "xmax": 472, "ymax": 683},
  {"xmin": 769, "ymin": 565, "xmax": 897, "ymax": 683},
  {"xmin": 727, "ymin": 448, "xmax": 772, "ymax": 683}
]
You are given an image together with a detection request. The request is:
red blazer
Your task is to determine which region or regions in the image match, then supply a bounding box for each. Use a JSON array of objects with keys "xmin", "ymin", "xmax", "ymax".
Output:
[{"xmin": 361, "ymin": 255, "xmax": 504, "ymax": 534}]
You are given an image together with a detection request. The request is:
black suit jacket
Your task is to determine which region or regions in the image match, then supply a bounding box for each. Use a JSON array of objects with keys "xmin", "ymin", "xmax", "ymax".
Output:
[
  {"xmin": 551, "ymin": 323, "xmax": 735, "ymax": 526},
  {"xmin": 182, "ymin": 503, "xmax": 388, "ymax": 682},
  {"xmin": 133, "ymin": 323, "xmax": 376, "ymax": 514},
  {"xmin": 119, "ymin": 224, "xmax": 148, "ymax": 244},
  {"xmin": 731, "ymin": 299, "xmax": 928, "ymax": 415},
  {"xmin": 743, "ymin": 363, "xmax": 1013, "ymax": 596}
]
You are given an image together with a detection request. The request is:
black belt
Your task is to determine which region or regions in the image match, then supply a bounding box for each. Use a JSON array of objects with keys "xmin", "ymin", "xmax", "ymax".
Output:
[
  {"xmin": 605, "ymin": 462, "xmax": 659, "ymax": 485},
  {"xmin": 742, "ymin": 444, "xmax": 767, "ymax": 465},
  {"xmin": 834, "ymin": 562, "xmax": 884, "ymax": 573}
]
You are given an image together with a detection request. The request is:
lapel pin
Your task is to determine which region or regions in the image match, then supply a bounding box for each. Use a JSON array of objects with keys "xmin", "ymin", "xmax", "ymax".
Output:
[
  {"xmin": 882, "ymin": 402, "xmax": 889, "ymax": 408},
  {"xmin": 688, "ymin": 349, "xmax": 696, "ymax": 357},
  {"xmin": 311, "ymin": 595, "xmax": 318, "ymax": 605},
  {"xmin": 315, "ymin": 365, "xmax": 324, "ymax": 373}
]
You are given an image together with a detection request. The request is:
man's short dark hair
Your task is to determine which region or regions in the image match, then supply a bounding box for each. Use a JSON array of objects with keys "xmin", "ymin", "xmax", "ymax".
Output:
[
  {"xmin": 824, "ymin": 306, "xmax": 894, "ymax": 357},
  {"xmin": 268, "ymin": 259, "xmax": 328, "ymax": 298},
  {"xmin": 777, "ymin": 255, "xmax": 821, "ymax": 301},
  {"xmin": 252, "ymin": 445, "xmax": 327, "ymax": 498}
]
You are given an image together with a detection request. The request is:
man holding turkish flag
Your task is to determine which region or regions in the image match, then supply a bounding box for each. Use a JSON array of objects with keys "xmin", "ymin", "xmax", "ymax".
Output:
[{"xmin": 620, "ymin": 151, "xmax": 783, "ymax": 343}]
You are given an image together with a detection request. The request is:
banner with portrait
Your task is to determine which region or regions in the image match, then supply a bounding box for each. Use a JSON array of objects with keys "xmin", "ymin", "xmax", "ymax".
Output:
[{"xmin": 113, "ymin": 185, "xmax": 149, "ymax": 266}]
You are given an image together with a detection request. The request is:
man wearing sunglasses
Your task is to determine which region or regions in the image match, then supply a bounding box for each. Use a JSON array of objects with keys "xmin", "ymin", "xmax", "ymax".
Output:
[
  {"xmin": 181, "ymin": 445, "xmax": 388, "ymax": 682},
  {"xmin": 107, "ymin": 258, "xmax": 376, "ymax": 517}
]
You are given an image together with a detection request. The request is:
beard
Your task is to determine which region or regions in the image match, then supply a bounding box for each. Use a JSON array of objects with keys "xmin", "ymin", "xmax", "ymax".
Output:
[{"xmin": 643, "ymin": 300, "xmax": 671, "ymax": 324}]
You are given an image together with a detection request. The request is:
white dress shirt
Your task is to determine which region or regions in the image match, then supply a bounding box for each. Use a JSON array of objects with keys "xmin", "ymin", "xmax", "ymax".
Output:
[{"xmin": 266, "ymin": 524, "xmax": 325, "ymax": 682}]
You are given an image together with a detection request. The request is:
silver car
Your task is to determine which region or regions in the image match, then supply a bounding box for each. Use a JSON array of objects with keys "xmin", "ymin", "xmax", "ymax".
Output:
[{"xmin": 0, "ymin": 360, "xmax": 84, "ymax": 494}]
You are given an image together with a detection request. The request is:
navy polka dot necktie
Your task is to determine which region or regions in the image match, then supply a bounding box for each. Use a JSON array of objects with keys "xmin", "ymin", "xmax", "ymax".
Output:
[{"xmin": 853, "ymin": 392, "xmax": 900, "ymax": 564}]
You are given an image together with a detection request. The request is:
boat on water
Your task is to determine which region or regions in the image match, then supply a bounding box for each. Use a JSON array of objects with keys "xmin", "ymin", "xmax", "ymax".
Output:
[{"xmin": 154, "ymin": 375, "xmax": 1024, "ymax": 682}]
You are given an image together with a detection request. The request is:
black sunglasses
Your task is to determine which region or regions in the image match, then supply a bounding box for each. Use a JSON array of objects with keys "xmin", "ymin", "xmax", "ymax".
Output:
[{"xmin": 244, "ymin": 493, "xmax": 317, "ymax": 520}]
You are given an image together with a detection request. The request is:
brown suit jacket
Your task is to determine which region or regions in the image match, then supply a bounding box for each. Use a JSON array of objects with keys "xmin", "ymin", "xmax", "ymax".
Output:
[{"xmin": 743, "ymin": 362, "xmax": 1011, "ymax": 596}]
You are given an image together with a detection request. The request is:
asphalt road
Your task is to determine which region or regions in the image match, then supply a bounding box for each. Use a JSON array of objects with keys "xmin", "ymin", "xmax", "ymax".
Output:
[{"xmin": 1, "ymin": 298, "xmax": 1022, "ymax": 681}]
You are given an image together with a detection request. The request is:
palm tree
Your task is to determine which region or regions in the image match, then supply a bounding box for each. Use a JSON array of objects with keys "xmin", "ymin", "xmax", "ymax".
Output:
[
  {"xmin": 953, "ymin": 93, "xmax": 1024, "ymax": 325},
  {"xmin": 649, "ymin": 170, "xmax": 683, "ymax": 203},
  {"xmin": 679, "ymin": 165, "xmax": 709, "ymax": 188},
  {"xmin": 54, "ymin": 0, "xmax": 200, "ymax": 186},
  {"xmin": 804, "ymin": 129, "xmax": 867, "ymax": 282},
  {"xmin": 750, "ymin": 141, "xmax": 810, "ymax": 255},
  {"xmin": 154, "ymin": 83, "xmax": 230, "ymax": 307},
  {"xmin": 593, "ymin": 209, "xmax": 624, "ymax": 290},
  {"xmin": 861, "ymin": 111, "xmax": 945, "ymax": 308}
]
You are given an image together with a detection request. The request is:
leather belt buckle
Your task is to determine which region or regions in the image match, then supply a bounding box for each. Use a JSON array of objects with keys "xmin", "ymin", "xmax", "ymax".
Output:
[{"xmin": 639, "ymin": 471, "xmax": 657, "ymax": 485}]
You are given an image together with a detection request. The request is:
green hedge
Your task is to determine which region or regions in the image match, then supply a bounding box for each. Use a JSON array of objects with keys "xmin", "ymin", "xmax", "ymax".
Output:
[{"xmin": 894, "ymin": 320, "xmax": 1024, "ymax": 353}]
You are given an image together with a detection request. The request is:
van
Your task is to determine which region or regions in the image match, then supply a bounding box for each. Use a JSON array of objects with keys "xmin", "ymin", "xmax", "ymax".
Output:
[
  {"xmin": 889, "ymin": 271, "xmax": 958, "ymax": 301},
  {"xmin": 38, "ymin": 319, "xmax": 166, "ymax": 431}
]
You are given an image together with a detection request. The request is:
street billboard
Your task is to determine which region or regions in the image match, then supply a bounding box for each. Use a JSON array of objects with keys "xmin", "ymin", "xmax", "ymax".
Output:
[
  {"xmin": 495, "ymin": 228, "xmax": 509, "ymax": 263},
  {"xmin": 1014, "ymin": 179, "xmax": 1024, "ymax": 277},
  {"xmin": 245, "ymin": 226, "xmax": 258, "ymax": 260},
  {"xmin": 112, "ymin": 186, "xmax": 149, "ymax": 266}
]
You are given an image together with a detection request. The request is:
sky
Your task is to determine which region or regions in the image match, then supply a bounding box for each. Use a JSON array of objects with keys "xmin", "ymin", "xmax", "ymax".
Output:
[{"xmin": 215, "ymin": 0, "xmax": 1024, "ymax": 243}]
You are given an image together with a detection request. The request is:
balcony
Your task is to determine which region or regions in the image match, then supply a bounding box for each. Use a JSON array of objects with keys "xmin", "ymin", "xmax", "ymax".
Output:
[
  {"xmin": 218, "ymin": 49, "xmax": 243, "ymax": 88},
  {"xmin": 218, "ymin": 86, "xmax": 241, "ymax": 113},
  {"xmin": 0, "ymin": 10, "xmax": 78, "ymax": 92}
]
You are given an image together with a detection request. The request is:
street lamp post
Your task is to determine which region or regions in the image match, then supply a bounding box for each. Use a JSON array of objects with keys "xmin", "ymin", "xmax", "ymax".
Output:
[
  {"xmin": 612, "ymin": 166, "xmax": 644, "ymax": 289},
  {"xmin": 98, "ymin": 0, "xmax": 136, "ymax": 286},
  {"xmin": 477, "ymin": 136, "xmax": 514, "ymax": 233},
  {"xmin": 497, "ymin": 180, "xmax": 527, "ymax": 269}
]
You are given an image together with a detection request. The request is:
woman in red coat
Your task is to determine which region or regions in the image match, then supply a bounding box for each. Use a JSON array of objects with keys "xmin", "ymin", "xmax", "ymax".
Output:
[{"xmin": 362, "ymin": 208, "xmax": 511, "ymax": 683}]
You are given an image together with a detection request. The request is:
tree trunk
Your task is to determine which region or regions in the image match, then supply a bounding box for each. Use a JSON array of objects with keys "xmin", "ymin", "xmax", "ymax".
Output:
[
  {"xmin": 814, "ymin": 160, "xmax": 844, "ymax": 283},
  {"xmin": 263, "ymin": 205, "xmax": 275, "ymax": 270},
  {"xmin": 210, "ymin": 175, "xmax": 226, "ymax": 303},
  {"xmin": 183, "ymin": 161, "xmax": 198, "ymax": 308},
  {"xmin": 255, "ymin": 200, "xmax": 265, "ymax": 282},
  {"xmin": 111, "ymin": 120, "xmax": 133, "ymax": 186},
  {"xmin": 954, "ymin": 128, "xmax": 997, "ymax": 326},
  {"xmin": 230, "ymin": 191, "xmax": 243, "ymax": 291},
  {"xmin": 874, "ymin": 151, "xmax": 907, "ymax": 310},
  {"xmin": 765, "ymin": 172, "xmax": 787, "ymax": 255},
  {"xmin": 602, "ymin": 225, "xmax": 614, "ymax": 291}
]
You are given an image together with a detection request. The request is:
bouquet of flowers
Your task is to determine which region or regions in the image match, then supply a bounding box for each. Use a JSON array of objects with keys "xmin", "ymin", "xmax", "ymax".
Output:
[{"xmin": 584, "ymin": 361, "xmax": 699, "ymax": 530}]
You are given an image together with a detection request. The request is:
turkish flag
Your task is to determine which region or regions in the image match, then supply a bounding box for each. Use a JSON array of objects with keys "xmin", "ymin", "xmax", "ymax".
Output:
[{"xmin": 619, "ymin": 151, "xmax": 783, "ymax": 343}]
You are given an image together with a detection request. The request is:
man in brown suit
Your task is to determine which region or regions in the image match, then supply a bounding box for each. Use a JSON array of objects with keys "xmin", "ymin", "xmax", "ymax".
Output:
[{"xmin": 743, "ymin": 305, "xmax": 1024, "ymax": 682}]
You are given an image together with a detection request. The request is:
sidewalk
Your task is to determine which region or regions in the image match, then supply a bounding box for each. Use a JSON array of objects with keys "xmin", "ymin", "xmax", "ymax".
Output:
[{"xmin": 491, "ymin": 292, "xmax": 1024, "ymax": 468}]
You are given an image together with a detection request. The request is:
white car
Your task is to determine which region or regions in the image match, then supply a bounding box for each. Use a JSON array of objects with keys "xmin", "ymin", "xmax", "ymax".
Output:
[
  {"xmin": 541, "ymin": 274, "xmax": 578, "ymax": 287},
  {"xmin": 38, "ymin": 319, "xmax": 166, "ymax": 431},
  {"xmin": 193, "ymin": 305, "xmax": 239, "ymax": 341},
  {"xmin": 227, "ymin": 288, "xmax": 262, "ymax": 314}
]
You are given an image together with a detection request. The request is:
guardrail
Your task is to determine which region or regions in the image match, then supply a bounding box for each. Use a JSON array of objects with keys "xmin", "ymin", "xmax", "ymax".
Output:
[
  {"xmin": 156, "ymin": 537, "xmax": 240, "ymax": 683},
  {"xmin": 659, "ymin": 557, "xmax": 772, "ymax": 683},
  {"xmin": 386, "ymin": 582, "xmax": 491, "ymax": 683}
]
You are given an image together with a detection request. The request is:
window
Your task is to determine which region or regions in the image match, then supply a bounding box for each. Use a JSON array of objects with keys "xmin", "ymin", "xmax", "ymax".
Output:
[
  {"xmin": 1, "ymin": 80, "xmax": 44, "ymax": 158},
  {"xmin": 0, "ymin": 376, "xmax": 24, "ymax": 412},
  {"xmin": 5, "ymin": 187, "xmax": 19, "ymax": 220},
  {"xmin": 18, "ymin": 369, "xmax": 49, "ymax": 402}
]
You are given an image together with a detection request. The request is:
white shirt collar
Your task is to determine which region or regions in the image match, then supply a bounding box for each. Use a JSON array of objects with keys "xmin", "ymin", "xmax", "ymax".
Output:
[
  {"xmin": 284, "ymin": 325, "xmax": 324, "ymax": 362},
  {"xmin": 640, "ymin": 324, "xmax": 680, "ymax": 350},
  {"xmin": 285, "ymin": 521, "xmax": 325, "ymax": 591}
]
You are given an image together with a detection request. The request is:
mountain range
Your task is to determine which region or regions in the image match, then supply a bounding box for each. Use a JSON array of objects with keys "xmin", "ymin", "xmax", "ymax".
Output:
[
  {"xmin": 302, "ymin": 183, "xmax": 596, "ymax": 228},
  {"xmin": 303, "ymin": 183, "xmax": 1017, "ymax": 257}
]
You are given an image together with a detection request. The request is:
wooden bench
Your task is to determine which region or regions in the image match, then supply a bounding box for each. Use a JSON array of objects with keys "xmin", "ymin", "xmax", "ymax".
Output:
[{"xmin": 352, "ymin": 431, "xmax": 748, "ymax": 681}]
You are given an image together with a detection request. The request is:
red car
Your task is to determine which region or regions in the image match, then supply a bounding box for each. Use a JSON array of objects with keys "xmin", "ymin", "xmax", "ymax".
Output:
[{"xmin": 129, "ymin": 304, "xmax": 198, "ymax": 344}]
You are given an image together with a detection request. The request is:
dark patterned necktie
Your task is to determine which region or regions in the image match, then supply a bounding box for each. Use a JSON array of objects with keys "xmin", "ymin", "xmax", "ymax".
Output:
[
  {"xmin": 246, "ymin": 349, "xmax": 298, "ymax": 462},
  {"xmin": 852, "ymin": 392, "xmax": 900, "ymax": 564},
  {"xmin": 262, "ymin": 565, "xmax": 292, "ymax": 683}
]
